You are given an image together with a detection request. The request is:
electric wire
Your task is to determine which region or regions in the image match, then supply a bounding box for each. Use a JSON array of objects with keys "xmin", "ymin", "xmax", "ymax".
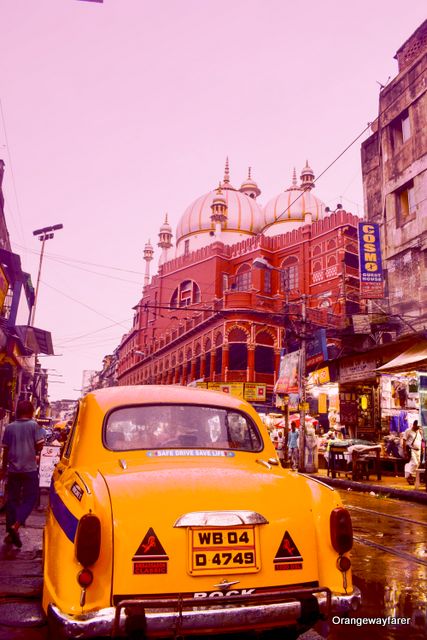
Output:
[
  {"xmin": 40, "ymin": 279, "xmax": 131, "ymax": 329},
  {"xmin": 0, "ymin": 98, "xmax": 26, "ymax": 246},
  {"xmin": 270, "ymin": 65, "xmax": 426, "ymax": 225}
]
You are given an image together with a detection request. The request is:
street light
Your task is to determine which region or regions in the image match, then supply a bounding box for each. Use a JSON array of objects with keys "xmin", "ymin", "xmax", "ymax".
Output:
[
  {"xmin": 29, "ymin": 224, "xmax": 64, "ymax": 326},
  {"xmin": 252, "ymin": 258, "xmax": 307, "ymax": 472},
  {"xmin": 28, "ymin": 224, "xmax": 63, "ymax": 406}
]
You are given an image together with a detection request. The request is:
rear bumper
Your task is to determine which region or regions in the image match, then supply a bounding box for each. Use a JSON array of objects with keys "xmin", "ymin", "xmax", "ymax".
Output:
[{"xmin": 47, "ymin": 586, "xmax": 361, "ymax": 638}]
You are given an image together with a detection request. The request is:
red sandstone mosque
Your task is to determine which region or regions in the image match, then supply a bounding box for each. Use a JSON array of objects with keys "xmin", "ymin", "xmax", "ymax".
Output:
[{"xmin": 117, "ymin": 159, "xmax": 363, "ymax": 406}]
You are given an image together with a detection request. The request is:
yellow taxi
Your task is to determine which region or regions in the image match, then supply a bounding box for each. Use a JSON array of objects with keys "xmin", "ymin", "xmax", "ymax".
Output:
[{"xmin": 43, "ymin": 385, "xmax": 360, "ymax": 638}]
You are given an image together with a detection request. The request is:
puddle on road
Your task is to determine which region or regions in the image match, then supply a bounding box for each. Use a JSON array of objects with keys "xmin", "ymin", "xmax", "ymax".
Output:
[{"xmin": 327, "ymin": 491, "xmax": 427, "ymax": 639}]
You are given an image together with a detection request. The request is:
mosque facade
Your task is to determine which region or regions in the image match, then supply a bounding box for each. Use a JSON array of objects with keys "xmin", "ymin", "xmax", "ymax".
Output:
[{"xmin": 117, "ymin": 160, "xmax": 363, "ymax": 404}]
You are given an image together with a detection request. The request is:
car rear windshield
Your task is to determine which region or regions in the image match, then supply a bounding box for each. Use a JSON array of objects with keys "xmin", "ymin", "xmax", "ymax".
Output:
[{"xmin": 104, "ymin": 404, "xmax": 263, "ymax": 452}]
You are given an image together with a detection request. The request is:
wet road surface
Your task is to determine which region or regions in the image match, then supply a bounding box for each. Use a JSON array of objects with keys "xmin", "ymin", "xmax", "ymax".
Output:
[{"xmin": 326, "ymin": 490, "xmax": 427, "ymax": 640}]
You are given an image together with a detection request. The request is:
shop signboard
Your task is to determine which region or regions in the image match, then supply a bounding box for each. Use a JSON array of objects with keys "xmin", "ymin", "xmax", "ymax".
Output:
[
  {"xmin": 207, "ymin": 382, "xmax": 244, "ymax": 399},
  {"xmin": 308, "ymin": 366, "xmax": 330, "ymax": 386},
  {"xmin": 358, "ymin": 222, "xmax": 384, "ymax": 299},
  {"xmin": 306, "ymin": 329, "xmax": 328, "ymax": 368},
  {"xmin": 274, "ymin": 350, "xmax": 300, "ymax": 394},
  {"xmin": 339, "ymin": 357, "xmax": 377, "ymax": 383},
  {"xmin": 0, "ymin": 265, "xmax": 9, "ymax": 313},
  {"xmin": 39, "ymin": 445, "xmax": 61, "ymax": 488},
  {"xmin": 244, "ymin": 383, "xmax": 266, "ymax": 402}
]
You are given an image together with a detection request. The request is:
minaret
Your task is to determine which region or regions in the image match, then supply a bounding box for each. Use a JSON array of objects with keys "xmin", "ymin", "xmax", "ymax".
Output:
[
  {"xmin": 285, "ymin": 167, "xmax": 300, "ymax": 192},
  {"xmin": 222, "ymin": 156, "xmax": 235, "ymax": 190},
  {"xmin": 239, "ymin": 166, "xmax": 261, "ymax": 199},
  {"xmin": 158, "ymin": 213, "xmax": 173, "ymax": 265},
  {"xmin": 300, "ymin": 161, "xmax": 315, "ymax": 190},
  {"xmin": 210, "ymin": 183, "xmax": 228, "ymax": 238},
  {"xmin": 143, "ymin": 239, "xmax": 154, "ymax": 286}
]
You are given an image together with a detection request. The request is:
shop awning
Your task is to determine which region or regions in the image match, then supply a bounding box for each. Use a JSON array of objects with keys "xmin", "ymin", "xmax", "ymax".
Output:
[
  {"xmin": 377, "ymin": 340, "xmax": 427, "ymax": 373},
  {"xmin": 14, "ymin": 326, "xmax": 54, "ymax": 355}
]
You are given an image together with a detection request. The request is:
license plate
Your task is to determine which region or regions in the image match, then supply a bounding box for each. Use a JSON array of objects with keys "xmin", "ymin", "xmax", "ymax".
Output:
[{"xmin": 189, "ymin": 527, "xmax": 258, "ymax": 575}]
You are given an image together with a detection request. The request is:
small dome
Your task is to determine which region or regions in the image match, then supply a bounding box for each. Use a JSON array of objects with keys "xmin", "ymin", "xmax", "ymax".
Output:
[
  {"xmin": 300, "ymin": 161, "xmax": 315, "ymax": 190},
  {"xmin": 159, "ymin": 213, "xmax": 172, "ymax": 234},
  {"xmin": 211, "ymin": 183, "xmax": 227, "ymax": 208},
  {"xmin": 262, "ymin": 168, "xmax": 326, "ymax": 236},
  {"xmin": 143, "ymin": 239, "xmax": 154, "ymax": 260},
  {"xmin": 240, "ymin": 167, "xmax": 261, "ymax": 198}
]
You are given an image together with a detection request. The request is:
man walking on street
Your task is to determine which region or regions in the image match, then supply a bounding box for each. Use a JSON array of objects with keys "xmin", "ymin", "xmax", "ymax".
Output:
[
  {"xmin": 403, "ymin": 419, "xmax": 422, "ymax": 486},
  {"xmin": 287, "ymin": 423, "xmax": 299, "ymax": 470},
  {"xmin": 0, "ymin": 401, "xmax": 45, "ymax": 547}
]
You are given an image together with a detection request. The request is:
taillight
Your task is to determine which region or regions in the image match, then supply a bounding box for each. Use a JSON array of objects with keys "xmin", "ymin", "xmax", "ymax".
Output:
[
  {"xmin": 77, "ymin": 568, "xmax": 94, "ymax": 587},
  {"xmin": 330, "ymin": 507, "xmax": 353, "ymax": 554},
  {"xmin": 75, "ymin": 513, "xmax": 101, "ymax": 567},
  {"xmin": 337, "ymin": 555, "xmax": 352, "ymax": 572}
]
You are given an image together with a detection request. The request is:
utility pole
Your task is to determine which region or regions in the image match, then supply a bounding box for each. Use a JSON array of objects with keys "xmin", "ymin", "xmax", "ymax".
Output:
[{"xmin": 298, "ymin": 294, "xmax": 307, "ymax": 472}]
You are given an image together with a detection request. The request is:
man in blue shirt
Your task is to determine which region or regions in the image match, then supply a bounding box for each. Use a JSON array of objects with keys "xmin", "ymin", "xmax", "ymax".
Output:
[
  {"xmin": 287, "ymin": 424, "xmax": 299, "ymax": 470},
  {"xmin": 0, "ymin": 400, "xmax": 45, "ymax": 547}
]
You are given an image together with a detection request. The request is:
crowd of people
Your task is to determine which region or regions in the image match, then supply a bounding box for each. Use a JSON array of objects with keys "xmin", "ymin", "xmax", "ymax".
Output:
[{"xmin": 267, "ymin": 410, "xmax": 425, "ymax": 486}]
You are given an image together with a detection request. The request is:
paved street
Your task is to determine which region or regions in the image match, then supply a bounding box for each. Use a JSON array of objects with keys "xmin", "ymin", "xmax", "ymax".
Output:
[{"xmin": 0, "ymin": 489, "xmax": 426, "ymax": 639}]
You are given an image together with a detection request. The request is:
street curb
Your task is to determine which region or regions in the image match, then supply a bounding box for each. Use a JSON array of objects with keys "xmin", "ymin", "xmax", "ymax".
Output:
[{"xmin": 307, "ymin": 474, "xmax": 427, "ymax": 504}]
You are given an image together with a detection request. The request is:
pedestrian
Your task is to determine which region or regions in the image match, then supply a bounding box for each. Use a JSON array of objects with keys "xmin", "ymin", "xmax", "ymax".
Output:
[
  {"xmin": 276, "ymin": 431, "xmax": 286, "ymax": 467},
  {"xmin": 287, "ymin": 423, "xmax": 299, "ymax": 470},
  {"xmin": 403, "ymin": 420, "xmax": 422, "ymax": 486},
  {"xmin": 0, "ymin": 401, "xmax": 45, "ymax": 547}
]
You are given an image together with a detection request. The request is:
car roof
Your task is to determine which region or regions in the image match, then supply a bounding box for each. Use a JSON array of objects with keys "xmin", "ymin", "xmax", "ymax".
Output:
[{"xmin": 84, "ymin": 385, "xmax": 250, "ymax": 413}]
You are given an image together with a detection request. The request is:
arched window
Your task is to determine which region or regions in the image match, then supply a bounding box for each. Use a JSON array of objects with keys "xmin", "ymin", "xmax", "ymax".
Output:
[
  {"xmin": 280, "ymin": 257, "xmax": 299, "ymax": 291},
  {"xmin": 195, "ymin": 356, "xmax": 201, "ymax": 379},
  {"xmin": 228, "ymin": 327, "xmax": 247, "ymax": 342},
  {"xmin": 313, "ymin": 245, "xmax": 322, "ymax": 256},
  {"xmin": 327, "ymin": 256, "xmax": 336, "ymax": 267},
  {"xmin": 215, "ymin": 346, "xmax": 222, "ymax": 374},
  {"xmin": 327, "ymin": 239, "xmax": 336, "ymax": 251},
  {"xmin": 170, "ymin": 280, "xmax": 201, "ymax": 308},
  {"xmin": 205, "ymin": 351, "xmax": 211, "ymax": 377},
  {"xmin": 228, "ymin": 328, "xmax": 248, "ymax": 371},
  {"xmin": 229, "ymin": 344, "xmax": 248, "ymax": 370},
  {"xmin": 313, "ymin": 261, "xmax": 322, "ymax": 272},
  {"xmin": 255, "ymin": 331, "xmax": 274, "ymax": 374},
  {"xmin": 235, "ymin": 264, "xmax": 251, "ymax": 291}
]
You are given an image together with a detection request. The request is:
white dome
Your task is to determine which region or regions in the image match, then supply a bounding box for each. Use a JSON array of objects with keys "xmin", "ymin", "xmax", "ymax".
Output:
[
  {"xmin": 176, "ymin": 187, "xmax": 263, "ymax": 247},
  {"xmin": 262, "ymin": 171, "xmax": 326, "ymax": 236}
]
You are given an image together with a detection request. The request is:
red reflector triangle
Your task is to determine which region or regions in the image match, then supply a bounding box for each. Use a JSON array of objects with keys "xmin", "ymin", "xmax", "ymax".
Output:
[
  {"xmin": 132, "ymin": 527, "xmax": 169, "ymax": 561},
  {"xmin": 274, "ymin": 531, "xmax": 303, "ymax": 563}
]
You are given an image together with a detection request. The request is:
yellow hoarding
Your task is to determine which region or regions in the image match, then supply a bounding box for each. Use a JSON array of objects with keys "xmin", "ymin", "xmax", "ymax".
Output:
[
  {"xmin": 0, "ymin": 265, "xmax": 9, "ymax": 312},
  {"xmin": 244, "ymin": 383, "xmax": 266, "ymax": 402}
]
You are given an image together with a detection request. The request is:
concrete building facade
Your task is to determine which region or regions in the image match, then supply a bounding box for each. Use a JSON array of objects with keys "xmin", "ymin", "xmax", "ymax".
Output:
[{"xmin": 361, "ymin": 20, "xmax": 427, "ymax": 330}]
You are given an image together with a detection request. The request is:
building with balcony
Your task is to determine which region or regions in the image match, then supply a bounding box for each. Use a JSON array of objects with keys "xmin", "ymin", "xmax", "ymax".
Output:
[{"xmin": 117, "ymin": 161, "xmax": 363, "ymax": 403}]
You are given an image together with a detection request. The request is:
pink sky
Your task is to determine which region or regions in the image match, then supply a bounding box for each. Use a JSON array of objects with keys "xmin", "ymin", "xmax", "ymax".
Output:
[{"xmin": 0, "ymin": 0, "xmax": 426, "ymax": 400}]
